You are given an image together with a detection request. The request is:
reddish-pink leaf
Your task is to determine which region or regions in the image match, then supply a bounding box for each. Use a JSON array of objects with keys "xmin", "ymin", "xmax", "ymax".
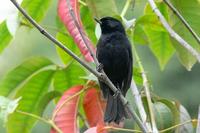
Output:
[
  {"xmin": 83, "ymin": 88, "xmax": 106, "ymax": 127},
  {"xmin": 58, "ymin": 0, "xmax": 95, "ymax": 62},
  {"xmin": 84, "ymin": 127, "xmax": 97, "ymax": 133},
  {"xmin": 50, "ymin": 85, "xmax": 83, "ymax": 133}
]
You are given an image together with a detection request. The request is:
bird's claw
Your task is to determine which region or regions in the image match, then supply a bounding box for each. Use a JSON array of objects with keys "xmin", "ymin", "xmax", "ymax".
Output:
[
  {"xmin": 97, "ymin": 63, "xmax": 104, "ymax": 72},
  {"xmin": 113, "ymin": 90, "xmax": 120, "ymax": 99}
]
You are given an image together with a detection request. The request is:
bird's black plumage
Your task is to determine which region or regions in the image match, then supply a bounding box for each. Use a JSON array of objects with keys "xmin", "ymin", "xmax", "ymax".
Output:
[{"xmin": 96, "ymin": 17, "xmax": 133, "ymax": 124}]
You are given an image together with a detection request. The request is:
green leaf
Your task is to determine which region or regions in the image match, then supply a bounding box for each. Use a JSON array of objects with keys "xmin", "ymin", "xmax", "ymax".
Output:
[
  {"xmin": 7, "ymin": 70, "xmax": 55, "ymax": 133},
  {"xmin": 21, "ymin": 0, "xmax": 52, "ymax": 22},
  {"xmin": 56, "ymin": 31, "xmax": 81, "ymax": 64},
  {"xmin": 153, "ymin": 102, "xmax": 174, "ymax": 131},
  {"xmin": 80, "ymin": 6, "xmax": 97, "ymax": 44},
  {"xmin": 142, "ymin": 3, "xmax": 175, "ymax": 70},
  {"xmin": 0, "ymin": 96, "xmax": 21, "ymax": 124},
  {"xmin": 86, "ymin": 0, "xmax": 118, "ymax": 18},
  {"xmin": 175, "ymin": 104, "xmax": 194, "ymax": 133},
  {"xmin": 133, "ymin": 24, "xmax": 148, "ymax": 45},
  {"xmin": 133, "ymin": 67, "xmax": 143, "ymax": 85},
  {"xmin": 53, "ymin": 62, "xmax": 86, "ymax": 93},
  {"xmin": 37, "ymin": 91, "xmax": 61, "ymax": 115},
  {"xmin": 157, "ymin": 99, "xmax": 179, "ymax": 124},
  {"xmin": 0, "ymin": 57, "xmax": 54, "ymax": 96},
  {"xmin": 169, "ymin": 0, "xmax": 200, "ymax": 70},
  {"xmin": 0, "ymin": 21, "xmax": 12, "ymax": 53}
]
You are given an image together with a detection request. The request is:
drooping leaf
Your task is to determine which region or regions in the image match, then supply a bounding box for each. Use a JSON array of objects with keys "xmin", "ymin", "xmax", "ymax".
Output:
[
  {"xmin": 0, "ymin": 96, "xmax": 21, "ymax": 124},
  {"xmin": 0, "ymin": 21, "xmax": 12, "ymax": 53},
  {"xmin": 169, "ymin": 0, "xmax": 200, "ymax": 70},
  {"xmin": 143, "ymin": 3, "xmax": 175, "ymax": 70},
  {"xmin": 57, "ymin": 0, "xmax": 95, "ymax": 62},
  {"xmin": 0, "ymin": 57, "xmax": 54, "ymax": 96},
  {"xmin": 83, "ymin": 88, "xmax": 106, "ymax": 127},
  {"xmin": 153, "ymin": 102, "xmax": 174, "ymax": 131},
  {"xmin": 7, "ymin": 70, "xmax": 55, "ymax": 133},
  {"xmin": 50, "ymin": 85, "xmax": 83, "ymax": 133},
  {"xmin": 53, "ymin": 62, "xmax": 86, "ymax": 93},
  {"xmin": 156, "ymin": 99, "xmax": 180, "ymax": 127},
  {"xmin": 86, "ymin": 0, "xmax": 118, "ymax": 18},
  {"xmin": 175, "ymin": 104, "xmax": 194, "ymax": 133},
  {"xmin": 21, "ymin": 0, "xmax": 53, "ymax": 22}
]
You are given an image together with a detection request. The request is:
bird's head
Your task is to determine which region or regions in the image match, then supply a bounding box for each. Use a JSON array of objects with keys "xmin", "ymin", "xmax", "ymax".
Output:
[{"xmin": 95, "ymin": 17, "xmax": 125, "ymax": 34}]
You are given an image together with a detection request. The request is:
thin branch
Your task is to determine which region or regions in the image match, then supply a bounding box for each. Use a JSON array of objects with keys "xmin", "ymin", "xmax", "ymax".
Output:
[
  {"xmin": 130, "ymin": 80, "xmax": 151, "ymax": 130},
  {"xmin": 132, "ymin": 44, "xmax": 158, "ymax": 132},
  {"xmin": 78, "ymin": 112, "xmax": 90, "ymax": 128},
  {"xmin": 78, "ymin": 0, "xmax": 87, "ymax": 6},
  {"xmin": 160, "ymin": 119, "xmax": 197, "ymax": 133},
  {"xmin": 16, "ymin": 110, "xmax": 63, "ymax": 133},
  {"xmin": 120, "ymin": 0, "xmax": 132, "ymax": 18},
  {"xmin": 147, "ymin": 0, "xmax": 200, "ymax": 63},
  {"xmin": 103, "ymin": 126, "xmax": 142, "ymax": 132},
  {"xmin": 10, "ymin": 0, "xmax": 148, "ymax": 132},
  {"xmin": 163, "ymin": 0, "xmax": 200, "ymax": 45}
]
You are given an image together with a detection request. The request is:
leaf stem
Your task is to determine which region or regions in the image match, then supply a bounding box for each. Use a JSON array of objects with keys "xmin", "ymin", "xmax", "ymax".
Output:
[
  {"xmin": 16, "ymin": 110, "xmax": 63, "ymax": 133},
  {"xmin": 121, "ymin": 0, "xmax": 132, "ymax": 18},
  {"xmin": 163, "ymin": 0, "xmax": 200, "ymax": 45},
  {"xmin": 78, "ymin": 0, "xmax": 87, "ymax": 6}
]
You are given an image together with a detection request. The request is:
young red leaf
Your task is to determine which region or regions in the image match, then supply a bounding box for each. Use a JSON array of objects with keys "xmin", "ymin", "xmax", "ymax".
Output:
[
  {"xmin": 57, "ymin": 0, "xmax": 95, "ymax": 62},
  {"xmin": 84, "ymin": 127, "xmax": 97, "ymax": 133},
  {"xmin": 50, "ymin": 85, "xmax": 83, "ymax": 133},
  {"xmin": 83, "ymin": 88, "xmax": 106, "ymax": 127}
]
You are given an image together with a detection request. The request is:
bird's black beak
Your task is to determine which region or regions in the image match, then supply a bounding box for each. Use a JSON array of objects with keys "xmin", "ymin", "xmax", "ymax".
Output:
[{"xmin": 94, "ymin": 17, "xmax": 102, "ymax": 25}]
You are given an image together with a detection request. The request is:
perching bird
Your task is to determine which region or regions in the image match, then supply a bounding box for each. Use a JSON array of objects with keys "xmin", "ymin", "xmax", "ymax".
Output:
[{"xmin": 95, "ymin": 17, "xmax": 133, "ymax": 124}]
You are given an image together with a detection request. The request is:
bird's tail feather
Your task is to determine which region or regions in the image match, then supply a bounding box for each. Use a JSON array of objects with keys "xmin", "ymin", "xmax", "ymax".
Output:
[{"xmin": 104, "ymin": 94, "xmax": 129, "ymax": 124}]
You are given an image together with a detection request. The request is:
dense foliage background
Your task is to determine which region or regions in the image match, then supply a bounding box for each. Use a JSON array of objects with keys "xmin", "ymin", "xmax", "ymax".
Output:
[{"xmin": 0, "ymin": 0, "xmax": 200, "ymax": 132}]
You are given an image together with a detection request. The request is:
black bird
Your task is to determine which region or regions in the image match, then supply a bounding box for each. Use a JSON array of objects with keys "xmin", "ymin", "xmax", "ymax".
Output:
[{"xmin": 95, "ymin": 17, "xmax": 133, "ymax": 124}]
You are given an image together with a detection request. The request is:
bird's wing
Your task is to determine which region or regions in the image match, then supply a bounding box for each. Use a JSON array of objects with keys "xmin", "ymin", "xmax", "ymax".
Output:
[{"xmin": 122, "ymin": 45, "xmax": 133, "ymax": 96}]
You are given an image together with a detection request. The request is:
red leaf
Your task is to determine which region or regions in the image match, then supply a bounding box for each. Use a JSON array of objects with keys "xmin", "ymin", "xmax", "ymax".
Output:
[
  {"xmin": 84, "ymin": 125, "xmax": 107, "ymax": 133},
  {"xmin": 50, "ymin": 85, "xmax": 83, "ymax": 133},
  {"xmin": 84, "ymin": 127, "xmax": 97, "ymax": 133},
  {"xmin": 58, "ymin": 0, "xmax": 95, "ymax": 62},
  {"xmin": 83, "ymin": 89, "xmax": 106, "ymax": 127}
]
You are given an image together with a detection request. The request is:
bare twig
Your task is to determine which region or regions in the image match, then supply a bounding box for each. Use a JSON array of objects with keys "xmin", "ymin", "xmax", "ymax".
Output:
[
  {"xmin": 147, "ymin": 0, "xmax": 200, "ymax": 63},
  {"xmin": 120, "ymin": 0, "xmax": 132, "ymax": 17},
  {"xmin": 163, "ymin": 0, "xmax": 200, "ymax": 45},
  {"xmin": 10, "ymin": 0, "xmax": 148, "ymax": 132},
  {"xmin": 16, "ymin": 110, "xmax": 63, "ymax": 133},
  {"xmin": 132, "ymin": 44, "xmax": 158, "ymax": 132},
  {"xmin": 130, "ymin": 80, "xmax": 151, "ymax": 130}
]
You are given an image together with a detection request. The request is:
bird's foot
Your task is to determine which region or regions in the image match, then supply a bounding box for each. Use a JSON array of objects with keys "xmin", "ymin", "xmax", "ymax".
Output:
[
  {"xmin": 113, "ymin": 89, "xmax": 120, "ymax": 99},
  {"xmin": 97, "ymin": 63, "xmax": 104, "ymax": 72}
]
